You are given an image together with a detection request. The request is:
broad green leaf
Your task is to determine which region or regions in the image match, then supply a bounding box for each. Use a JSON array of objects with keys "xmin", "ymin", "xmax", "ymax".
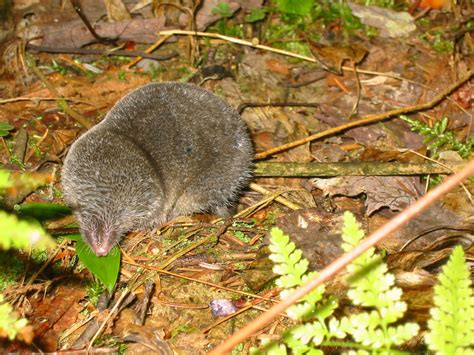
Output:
[
  {"xmin": 15, "ymin": 202, "xmax": 71, "ymax": 221},
  {"xmin": 67, "ymin": 234, "xmax": 120, "ymax": 293}
]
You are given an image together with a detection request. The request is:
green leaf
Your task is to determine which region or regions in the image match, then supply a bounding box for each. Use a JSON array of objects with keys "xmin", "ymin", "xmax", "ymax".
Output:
[
  {"xmin": 0, "ymin": 295, "xmax": 29, "ymax": 340},
  {"xmin": 0, "ymin": 122, "xmax": 14, "ymax": 137},
  {"xmin": 244, "ymin": 8, "xmax": 267, "ymax": 22},
  {"xmin": 0, "ymin": 210, "xmax": 55, "ymax": 250},
  {"xmin": 426, "ymin": 246, "xmax": 474, "ymax": 353},
  {"xmin": 0, "ymin": 169, "xmax": 52, "ymax": 194},
  {"xmin": 212, "ymin": 2, "xmax": 233, "ymax": 18},
  {"xmin": 276, "ymin": 0, "xmax": 314, "ymax": 15},
  {"xmin": 15, "ymin": 202, "xmax": 71, "ymax": 221},
  {"xmin": 68, "ymin": 234, "xmax": 121, "ymax": 293}
]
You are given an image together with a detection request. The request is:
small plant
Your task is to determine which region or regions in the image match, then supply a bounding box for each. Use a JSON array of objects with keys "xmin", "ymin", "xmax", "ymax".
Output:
[
  {"xmin": 85, "ymin": 279, "xmax": 106, "ymax": 306},
  {"xmin": 212, "ymin": 2, "xmax": 234, "ymax": 18},
  {"xmin": 0, "ymin": 170, "xmax": 55, "ymax": 251},
  {"xmin": 252, "ymin": 212, "xmax": 419, "ymax": 353},
  {"xmin": 426, "ymin": 246, "xmax": 474, "ymax": 353},
  {"xmin": 276, "ymin": 0, "xmax": 315, "ymax": 15},
  {"xmin": 117, "ymin": 69, "xmax": 127, "ymax": 81},
  {"xmin": 0, "ymin": 252, "xmax": 25, "ymax": 291},
  {"xmin": 0, "ymin": 295, "xmax": 30, "ymax": 342},
  {"xmin": 0, "ymin": 122, "xmax": 14, "ymax": 137},
  {"xmin": 420, "ymin": 31, "xmax": 454, "ymax": 54},
  {"xmin": 244, "ymin": 8, "xmax": 267, "ymax": 23},
  {"xmin": 400, "ymin": 115, "xmax": 474, "ymax": 159}
]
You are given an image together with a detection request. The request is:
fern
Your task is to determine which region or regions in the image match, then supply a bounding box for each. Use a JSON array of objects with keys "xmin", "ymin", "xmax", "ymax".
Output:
[
  {"xmin": 269, "ymin": 228, "xmax": 329, "ymax": 321},
  {"xmin": 0, "ymin": 211, "xmax": 54, "ymax": 251},
  {"xmin": 0, "ymin": 295, "xmax": 29, "ymax": 341},
  {"xmin": 425, "ymin": 246, "xmax": 474, "ymax": 354},
  {"xmin": 254, "ymin": 213, "xmax": 419, "ymax": 354},
  {"xmin": 340, "ymin": 212, "xmax": 419, "ymax": 350},
  {"xmin": 400, "ymin": 115, "xmax": 474, "ymax": 159}
]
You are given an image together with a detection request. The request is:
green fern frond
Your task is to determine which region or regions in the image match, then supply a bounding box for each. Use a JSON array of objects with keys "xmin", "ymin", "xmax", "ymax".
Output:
[
  {"xmin": 259, "ymin": 215, "xmax": 419, "ymax": 354},
  {"xmin": 0, "ymin": 295, "xmax": 28, "ymax": 341},
  {"xmin": 426, "ymin": 246, "xmax": 474, "ymax": 353},
  {"xmin": 269, "ymin": 228, "xmax": 328, "ymax": 321},
  {"xmin": 400, "ymin": 115, "xmax": 474, "ymax": 159},
  {"xmin": 0, "ymin": 211, "xmax": 54, "ymax": 251},
  {"xmin": 341, "ymin": 211, "xmax": 419, "ymax": 349}
]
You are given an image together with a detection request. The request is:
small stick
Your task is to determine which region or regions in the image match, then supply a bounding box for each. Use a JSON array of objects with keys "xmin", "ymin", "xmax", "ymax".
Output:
[
  {"xmin": 71, "ymin": 0, "xmax": 117, "ymax": 46},
  {"xmin": 249, "ymin": 183, "xmax": 302, "ymax": 210},
  {"xmin": 253, "ymin": 161, "xmax": 467, "ymax": 177},
  {"xmin": 237, "ymin": 102, "xmax": 319, "ymax": 115},
  {"xmin": 347, "ymin": 60, "xmax": 362, "ymax": 118},
  {"xmin": 87, "ymin": 289, "xmax": 130, "ymax": 354},
  {"xmin": 126, "ymin": 34, "xmax": 173, "ymax": 68},
  {"xmin": 26, "ymin": 43, "xmax": 177, "ymax": 61},
  {"xmin": 158, "ymin": 29, "xmax": 318, "ymax": 62},
  {"xmin": 0, "ymin": 96, "xmax": 95, "ymax": 105}
]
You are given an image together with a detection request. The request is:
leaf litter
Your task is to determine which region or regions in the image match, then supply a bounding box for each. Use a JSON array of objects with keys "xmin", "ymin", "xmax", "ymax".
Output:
[{"xmin": 0, "ymin": 0, "xmax": 473, "ymax": 353}]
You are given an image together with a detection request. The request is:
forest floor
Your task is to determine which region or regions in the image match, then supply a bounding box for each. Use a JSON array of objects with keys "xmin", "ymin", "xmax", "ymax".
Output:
[{"xmin": 0, "ymin": 0, "xmax": 473, "ymax": 353}]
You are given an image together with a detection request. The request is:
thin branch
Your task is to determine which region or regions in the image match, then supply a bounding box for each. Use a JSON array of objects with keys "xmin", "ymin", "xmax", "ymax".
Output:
[
  {"xmin": 26, "ymin": 43, "xmax": 177, "ymax": 61},
  {"xmin": 71, "ymin": 0, "xmax": 117, "ymax": 45},
  {"xmin": 254, "ymin": 161, "xmax": 467, "ymax": 177}
]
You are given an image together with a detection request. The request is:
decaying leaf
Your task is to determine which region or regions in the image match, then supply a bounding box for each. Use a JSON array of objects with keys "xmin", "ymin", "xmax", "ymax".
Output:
[{"xmin": 310, "ymin": 176, "xmax": 421, "ymax": 215}]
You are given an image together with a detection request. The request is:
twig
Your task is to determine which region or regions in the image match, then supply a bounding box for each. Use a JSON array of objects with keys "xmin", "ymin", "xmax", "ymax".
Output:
[
  {"xmin": 71, "ymin": 0, "xmax": 117, "ymax": 45},
  {"xmin": 126, "ymin": 34, "xmax": 173, "ymax": 68},
  {"xmin": 87, "ymin": 289, "xmax": 130, "ymax": 354},
  {"xmin": 0, "ymin": 96, "xmax": 95, "ymax": 106},
  {"xmin": 348, "ymin": 60, "xmax": 362, "ymax": 118},
  {"xmin": 255, "ymin": 70, "xmax": 473, "ymax": 159},
  {"xmin": 209, "ymin": 160, "xmax": 474, "ymax": 354},
  {"xmin": 249, "ymin": 183, "xmax": 302, "ymax": 210},
  {"xmin": 158, "ymin": 29, "xmax": 319, "ymax": 62},
  {"xmin": 237, "ymin": 101, "xmax": 319, "ymax": 115},
  {"xmin": 253, "ymin": 161, "xmax": 467, "ymax": 177},
  {"xmin": 26, "ymin": 43, "xmax": 177, "ymax": 61}
]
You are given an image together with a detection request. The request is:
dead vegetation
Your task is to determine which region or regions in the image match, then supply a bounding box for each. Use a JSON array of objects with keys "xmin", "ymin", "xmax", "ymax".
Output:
[{"xmin": 0, "ymin": 0, "xmax": 473, "ymax": 353}]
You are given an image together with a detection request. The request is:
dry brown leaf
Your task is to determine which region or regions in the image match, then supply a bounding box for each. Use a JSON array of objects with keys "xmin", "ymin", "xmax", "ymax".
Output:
[
  {"xmin": 103, "ymin": 0, "xmax": 131, "ymax": 22},
  {"xmin": 310, "ymin": 176, "xmax": 421, "ymax": 215}
]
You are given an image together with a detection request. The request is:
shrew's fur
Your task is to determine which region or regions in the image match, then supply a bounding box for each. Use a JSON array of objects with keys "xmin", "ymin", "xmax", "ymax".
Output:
[{"xmin": 62, "ymin": 82, "xmax": 253, "ymax": 256}]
